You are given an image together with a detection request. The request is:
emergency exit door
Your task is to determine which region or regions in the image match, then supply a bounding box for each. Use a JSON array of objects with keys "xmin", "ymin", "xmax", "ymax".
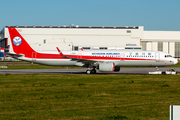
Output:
[
  {"xmin": 120, "ymin": 53, "xmax": 125, "ymax": 60},
  {"xmin": 155, "ymin": 52, "xmax": 160, "ymax": 61}
]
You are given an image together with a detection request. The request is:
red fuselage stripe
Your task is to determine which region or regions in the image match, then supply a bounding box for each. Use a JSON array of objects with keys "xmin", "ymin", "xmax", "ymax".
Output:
[{"xmin": 28, "ymin": 52, "xmax": 167, "ymax": 61}]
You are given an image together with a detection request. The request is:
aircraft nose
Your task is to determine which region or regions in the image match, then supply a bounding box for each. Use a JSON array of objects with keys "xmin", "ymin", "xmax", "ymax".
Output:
[{"xmin": 174, "ymin": 58, "xmax": 178, "ymax": 65}]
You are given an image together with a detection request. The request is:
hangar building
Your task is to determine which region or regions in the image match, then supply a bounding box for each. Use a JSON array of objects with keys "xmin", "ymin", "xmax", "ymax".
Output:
[{"xmin": 0, "ymin": 26, "xmax": 180, "ymax": 58}]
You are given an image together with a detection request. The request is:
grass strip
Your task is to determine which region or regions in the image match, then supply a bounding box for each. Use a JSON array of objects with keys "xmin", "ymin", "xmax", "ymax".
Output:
[{"xmin": 0, "ymin": 74, "xmax": 179, "ymax": 119}]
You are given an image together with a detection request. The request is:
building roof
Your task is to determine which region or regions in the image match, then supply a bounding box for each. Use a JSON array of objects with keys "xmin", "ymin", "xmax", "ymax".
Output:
[{"xmin": 5, "ymin": 26, "xmax": 139, "ymax": 29}]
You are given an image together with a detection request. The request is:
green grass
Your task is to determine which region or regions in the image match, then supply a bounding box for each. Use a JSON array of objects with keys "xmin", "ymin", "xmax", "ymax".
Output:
[
  {"xmin": 0, "ymin": 74, "xmax": 180, "ymax": 119},
  {"xmin": 0, "ymin": 62, "xmax": 180, "ymax": 69}
]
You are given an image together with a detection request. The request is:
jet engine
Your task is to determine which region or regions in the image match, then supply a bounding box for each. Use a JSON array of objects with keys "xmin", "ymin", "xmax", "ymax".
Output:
[{"xmin": 98, "ymin": 62, "xmax": 120, "ymax": 72}]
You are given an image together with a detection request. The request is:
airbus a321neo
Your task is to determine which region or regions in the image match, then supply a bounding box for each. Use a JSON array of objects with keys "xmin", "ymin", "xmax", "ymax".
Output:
[{"xmin": 7, "ymin": 27, "xmax": 178, "ymax": 74}]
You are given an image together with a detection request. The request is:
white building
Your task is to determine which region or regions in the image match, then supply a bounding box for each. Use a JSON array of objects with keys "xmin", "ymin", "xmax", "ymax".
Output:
[
  {"xmin": 0, "ymin": 26, "xmax": 180, "ymax": 58},
  {"xmin": 141, "ymin": 31, "xmax": 180, "ymax": 57}
]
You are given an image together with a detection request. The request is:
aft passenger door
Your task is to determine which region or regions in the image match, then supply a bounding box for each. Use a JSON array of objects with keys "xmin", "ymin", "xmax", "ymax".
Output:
[{"xmin": 32, "ymin": 52, "xmax": 37, "ymax": 61}]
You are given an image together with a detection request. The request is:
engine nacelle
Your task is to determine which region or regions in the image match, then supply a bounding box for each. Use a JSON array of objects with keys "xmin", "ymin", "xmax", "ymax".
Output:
[{"xmin": 98, "ymin": 62, "xmax": 120, "ymax": 72}]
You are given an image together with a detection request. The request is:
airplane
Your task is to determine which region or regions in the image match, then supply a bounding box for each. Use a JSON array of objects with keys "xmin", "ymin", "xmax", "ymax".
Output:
[{"xmin": 7, "ymin": 27, "xmax": 178, "ymax": 74}]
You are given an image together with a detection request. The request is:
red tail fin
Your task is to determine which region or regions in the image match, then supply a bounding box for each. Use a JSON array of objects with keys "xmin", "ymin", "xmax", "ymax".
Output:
[{"xmin": 8, "ymin": 27, "xmax": 35, "ymax": 57}]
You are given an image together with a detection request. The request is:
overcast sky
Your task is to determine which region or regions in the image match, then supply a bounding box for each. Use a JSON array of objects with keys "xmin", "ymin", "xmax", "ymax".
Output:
[{"xmin": 1, "ymin": 0, "xmax": 180, "ymax": 31}]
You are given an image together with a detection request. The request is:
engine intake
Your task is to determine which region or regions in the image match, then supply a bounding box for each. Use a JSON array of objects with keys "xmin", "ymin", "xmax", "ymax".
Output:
[{"xmin": 98, "ymin": 62, "xmax": 120, "ymax": 72}]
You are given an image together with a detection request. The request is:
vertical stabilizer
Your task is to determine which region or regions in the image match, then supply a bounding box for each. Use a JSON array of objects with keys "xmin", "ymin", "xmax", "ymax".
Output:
[{"xmin": 8, "ymin": 27, "xmax": 35, "ymax": 57}]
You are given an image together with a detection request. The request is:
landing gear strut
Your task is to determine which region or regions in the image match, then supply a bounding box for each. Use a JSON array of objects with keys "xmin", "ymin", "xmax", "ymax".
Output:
[
  {"xmin": 90, "ymin": 68, "xmax": 96, "ymax": 74},
  {"xmin": 86, "ymin": 68, "xmax": 96, "ymax": 74}
]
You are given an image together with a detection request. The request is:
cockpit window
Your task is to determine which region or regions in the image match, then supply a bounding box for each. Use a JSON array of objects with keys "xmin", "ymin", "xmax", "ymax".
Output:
[{"xmin": 165, "ymin": 55, "xmax": 172, "ymax": 57}]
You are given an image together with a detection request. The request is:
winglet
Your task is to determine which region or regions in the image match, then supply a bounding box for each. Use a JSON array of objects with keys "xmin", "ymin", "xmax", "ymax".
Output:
[
  {"xmin": 56, "ymin": 47, "xmax": 64, "ymax": 56},
  {"xmin": 81, "ymin": 47, "xmax": 83, "ymax": 51}
]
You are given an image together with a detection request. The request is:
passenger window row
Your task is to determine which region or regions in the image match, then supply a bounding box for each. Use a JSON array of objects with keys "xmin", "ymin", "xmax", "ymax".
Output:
[
  {"xmin": 40, "ymin": 55, "xmax": 156, "ymax": 58},
  {"xmin": 127, "ymin": 56, "xmax": 154, "ymax": 57}
]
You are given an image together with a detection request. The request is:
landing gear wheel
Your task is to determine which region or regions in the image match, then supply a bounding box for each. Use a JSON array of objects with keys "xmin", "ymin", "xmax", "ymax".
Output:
[
  {"xmin": 162, "ymin": 72, "xmax": 166, "ymax": 75},
  {"xmin": 91, "ymin": 69, "xmax": 96, "ymax": 74},
  {"xmin": 86, "ymin": 69, "xmax": 96, "ymax": 74},
  {"xmin": 86, "ymin": 70, "xmax": 91, "ymax": 74}
]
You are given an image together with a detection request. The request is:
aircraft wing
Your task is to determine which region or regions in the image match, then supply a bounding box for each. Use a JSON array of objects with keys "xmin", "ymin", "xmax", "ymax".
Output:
[
  {"xmin": 71, "ymin": 58, "xmax": 100, "ymax": 67},
  {"xmin": 70, "ymin": 57, "xmax": 98, "ymax": 64},
  {"xmin": 56, "ymin": 47, "xmax": 99, "ymax": 65}
]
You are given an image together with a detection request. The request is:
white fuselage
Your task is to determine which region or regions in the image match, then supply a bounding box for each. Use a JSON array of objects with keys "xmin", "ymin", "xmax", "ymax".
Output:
[{"xmin": 16, "ymin": 50, "xmax": 178, "ymax": 67}]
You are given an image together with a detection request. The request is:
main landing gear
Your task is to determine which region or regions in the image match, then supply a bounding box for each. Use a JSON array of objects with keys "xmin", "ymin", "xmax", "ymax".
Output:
[{"xmin": 86, "ymin": 68, "xmax": 96, "ymax": 74}]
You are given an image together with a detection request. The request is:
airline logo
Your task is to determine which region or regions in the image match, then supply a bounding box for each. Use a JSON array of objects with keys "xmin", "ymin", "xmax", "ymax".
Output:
[
  {"xmin": 92, "ymin": 53, "xmax": 120, "ymax": 55},
  {"xmin": 13, "ymin": 36, "xmax": 22, "ymax": 46}
]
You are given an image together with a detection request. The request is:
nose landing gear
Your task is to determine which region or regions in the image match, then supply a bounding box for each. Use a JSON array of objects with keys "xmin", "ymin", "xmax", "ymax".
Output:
[{"xmin": 156, "ymin": 66, "xmax": 159, "ymax": 70}]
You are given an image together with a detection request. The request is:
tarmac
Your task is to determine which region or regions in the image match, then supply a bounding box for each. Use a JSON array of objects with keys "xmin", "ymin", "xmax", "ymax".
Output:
[{"xmin": 0, "ymin": 68, "xmax": 180, "ymax": 75}]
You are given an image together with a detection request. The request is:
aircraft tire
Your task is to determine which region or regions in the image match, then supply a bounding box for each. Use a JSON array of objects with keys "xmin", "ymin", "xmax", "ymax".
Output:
[
  {"xmin": 86, "ymin": 70, "xmax": 91, "ymax": 74},
  {"xmin": 162, "ymin": 72, "xmax": 166, "ymax": 75}
]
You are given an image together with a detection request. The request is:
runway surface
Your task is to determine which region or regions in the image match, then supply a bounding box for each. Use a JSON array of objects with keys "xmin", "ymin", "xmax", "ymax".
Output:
[{"xmin": 0, "ymin": 68, "xmax": 180, "ymax": 74}]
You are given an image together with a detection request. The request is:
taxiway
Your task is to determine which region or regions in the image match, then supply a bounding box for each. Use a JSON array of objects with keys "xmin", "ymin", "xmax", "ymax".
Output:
[{"xmin": 0, "ymin": 68, "xmax": 180, "ymax": 74}]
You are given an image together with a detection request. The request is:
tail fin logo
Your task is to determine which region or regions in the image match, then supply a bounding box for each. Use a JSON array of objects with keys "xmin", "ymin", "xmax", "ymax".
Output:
[{"xmin": 13, "ymin": 36, "xmax": 22, "ymax": 46}]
